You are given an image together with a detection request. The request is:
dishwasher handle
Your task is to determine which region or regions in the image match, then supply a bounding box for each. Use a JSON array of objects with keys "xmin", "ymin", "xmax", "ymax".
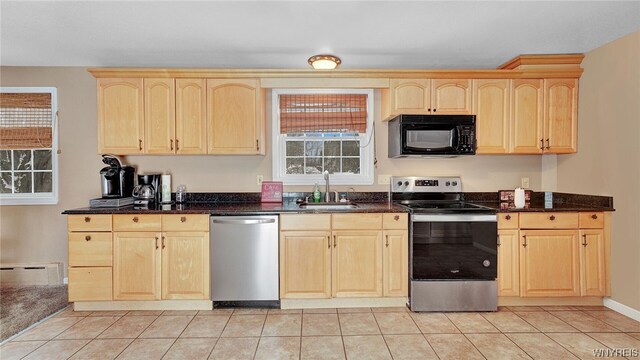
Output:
[{"xmin": 212, "ymin": 218, "xmax": 276, "ymax": 225}]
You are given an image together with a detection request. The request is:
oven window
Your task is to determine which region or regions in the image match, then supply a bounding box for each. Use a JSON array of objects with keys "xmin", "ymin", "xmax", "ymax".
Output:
[
  {"xmin": 412, "ymin": 221, "xmax": 497, "ymax": 280},
  {"xmin": 406, "ymin": 130, "xmax": 452, "ymax": 149}
]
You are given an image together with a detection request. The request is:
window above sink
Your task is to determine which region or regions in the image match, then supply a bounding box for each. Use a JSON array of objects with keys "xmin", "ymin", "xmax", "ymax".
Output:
[{"xmin": 271, "ymin": 89, "xmax": 375, "ymax": 185}]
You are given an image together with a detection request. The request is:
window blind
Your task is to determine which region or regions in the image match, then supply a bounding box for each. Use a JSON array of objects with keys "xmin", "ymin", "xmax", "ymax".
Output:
[
  {"xmin": 0, "ymin": 93, "xmax": 53, "ymax": 149},
  {"xmin": 279, "ymin": 94, "xmax": 367, "ymax": 134}
]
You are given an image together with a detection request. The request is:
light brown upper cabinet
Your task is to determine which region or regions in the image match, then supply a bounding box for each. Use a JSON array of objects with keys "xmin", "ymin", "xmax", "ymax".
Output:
[
  {"xmin": 97, "ymin": 78, "xmax": 144, "ymax": 154},
  {"xmin": 144, "ymin": 78, "xmax": 175, "ymax": 154},
  {"xmin": 207, "ymin": 79, "xmax": 265, "ymax": 155},
  {"xmin": 383, "ymin": 79, "xmax": 472, "ymax": 119},
  {"xmin": 509, "ymin": 78, "xmax": 577, "ymax": 154},
  {"xmin": 474, "ymin": 79, "xmax": 510, "ymax": 154},
  {"xmin": 176, "ymin": 79, "xmax": 207, "ymax": 154},
  {"xmin": 544, "ymin": 79, "xmax": 578, "ymax": 153},
  {"xmin": 510, "ymin": 79, "xmax": 544, "ymax": 153},
  {"xmin": 144, "ymin": 78, "xmax": 207, "ymax": 155}
]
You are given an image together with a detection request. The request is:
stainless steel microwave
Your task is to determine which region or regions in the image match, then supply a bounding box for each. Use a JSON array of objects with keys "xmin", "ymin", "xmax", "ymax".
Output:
[{"xmin": 388, "ymin": 114, "xmax": 476, "ymax": 157}]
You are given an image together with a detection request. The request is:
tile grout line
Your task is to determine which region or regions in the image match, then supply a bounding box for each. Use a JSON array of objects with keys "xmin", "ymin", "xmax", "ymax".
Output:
[
  {"xmin": 406, "ymin": 310, "xmax": 441, "ymax": 358},
  {"xmin": 61, "ymin": 314, "xmax": 125, "ymax": 360},
  {"xmin": 443, "ymin": 313, "xmax": 488, "ymax": 360},
  {"xmin": 335, "ymin": 311, "xmax": 348, "ymax": 360},
  {"xmin": 579, "ymin": 309, "xmax": 630, "ymax": 332},
  {"xmin": 370, "ymin": 311, "xmax": 394, "ymax": 359}
]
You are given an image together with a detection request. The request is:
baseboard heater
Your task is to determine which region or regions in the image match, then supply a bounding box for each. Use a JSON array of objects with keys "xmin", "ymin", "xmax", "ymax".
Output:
[{"xmin": 0, "ymin": 262, "xmax": 64, "ymax": 285}]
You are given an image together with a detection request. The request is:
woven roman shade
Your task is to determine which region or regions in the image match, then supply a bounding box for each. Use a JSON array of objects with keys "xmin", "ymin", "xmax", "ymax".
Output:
[
  {"xmin": 279, "ymin": 94, "xmax": 367, "ymax": 134},
  {"xmin": 0, "ymin": 93, "xmax": 53, "ymax": 149}
]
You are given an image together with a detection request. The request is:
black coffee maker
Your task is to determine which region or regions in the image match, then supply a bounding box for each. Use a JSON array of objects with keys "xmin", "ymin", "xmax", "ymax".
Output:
[{"xmin": 100, "ymin": 155, "xmax": 135, "ymax": 198}]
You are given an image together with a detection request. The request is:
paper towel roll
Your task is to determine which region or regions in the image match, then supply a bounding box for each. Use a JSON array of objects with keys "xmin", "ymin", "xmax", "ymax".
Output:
[
  {"xmin": 514, "ymin": 188, "xmax": 525, "ymax": 209},
  {"xmin": 161, "ymin": 174, "xmax": 171, "ymax": 203}
]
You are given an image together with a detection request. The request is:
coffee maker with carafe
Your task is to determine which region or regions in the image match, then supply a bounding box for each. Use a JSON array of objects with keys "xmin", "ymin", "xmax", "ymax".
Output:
[{"xmin": 133, "ymin": 174, "xmax": 162, "ymax": 206}]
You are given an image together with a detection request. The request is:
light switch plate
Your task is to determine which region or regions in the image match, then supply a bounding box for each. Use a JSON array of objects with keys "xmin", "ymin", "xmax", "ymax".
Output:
[
  {"xmin": 378, "ymin": 174, "xmax": 391, "ymax": 185},
  {"xmin": 521, "ymin": 177, "xmax": 530, "ymax": 188},
  {"xmin": 257, "ymin": 175, "xmax": 264, "ymax": 185}
]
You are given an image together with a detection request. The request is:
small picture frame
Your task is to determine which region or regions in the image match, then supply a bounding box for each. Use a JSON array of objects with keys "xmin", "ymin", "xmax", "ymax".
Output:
[{"xmin": 261, "ymin": 181, "xmax": 283, "ymax": 203}]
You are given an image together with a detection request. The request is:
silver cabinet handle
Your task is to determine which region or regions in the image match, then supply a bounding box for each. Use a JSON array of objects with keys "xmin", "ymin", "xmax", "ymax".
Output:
[{"xmin": 212, "ymin": 218, "xmax": 276, "ymax": 225}]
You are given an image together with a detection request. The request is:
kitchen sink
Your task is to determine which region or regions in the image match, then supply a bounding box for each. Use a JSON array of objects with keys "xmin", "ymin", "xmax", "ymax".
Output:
[{"xmin": 299, "ymin": 202, "xmax": 358, "ymax": 210}]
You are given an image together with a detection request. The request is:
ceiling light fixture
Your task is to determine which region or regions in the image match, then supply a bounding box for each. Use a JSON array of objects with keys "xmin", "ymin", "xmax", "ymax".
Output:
[{"xmin": 308, "ymin": 54, "xmax": 341, "ymax": 70}]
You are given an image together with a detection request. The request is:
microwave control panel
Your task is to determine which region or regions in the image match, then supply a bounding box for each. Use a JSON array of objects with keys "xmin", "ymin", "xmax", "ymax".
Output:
[{"xmin": 458, "ymin": 126, "xmax": 476, "ymax": 153}]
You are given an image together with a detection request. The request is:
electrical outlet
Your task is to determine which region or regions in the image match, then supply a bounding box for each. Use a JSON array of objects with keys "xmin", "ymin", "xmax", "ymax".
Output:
[
  {"xmin": 257, "ymin": 175, "xmax": 264, "ymax": 185},
  {"xmin": 521, "ymin": 177, "xmax": 530, "ymax": 188},
  {"xmin": 378, "ymin": 174, "xmax": 391, "ymax": 185}
]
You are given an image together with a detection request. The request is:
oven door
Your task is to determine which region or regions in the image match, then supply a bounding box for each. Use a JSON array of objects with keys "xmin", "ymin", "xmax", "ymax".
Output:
[{"xmin": 411, "ymin": 214, "xmax": 497, "ymax": 281}]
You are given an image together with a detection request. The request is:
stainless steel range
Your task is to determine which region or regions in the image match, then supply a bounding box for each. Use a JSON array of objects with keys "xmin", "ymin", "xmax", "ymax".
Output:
[{"xmin": 391, "ymin": 176, "xmax": 498, "ymax": 312}]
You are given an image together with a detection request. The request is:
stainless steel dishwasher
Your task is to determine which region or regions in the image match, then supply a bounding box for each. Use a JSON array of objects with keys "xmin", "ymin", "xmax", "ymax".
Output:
[{"xmin": 210, "ymin": 215, "xmax": 279, "ymax": 305}]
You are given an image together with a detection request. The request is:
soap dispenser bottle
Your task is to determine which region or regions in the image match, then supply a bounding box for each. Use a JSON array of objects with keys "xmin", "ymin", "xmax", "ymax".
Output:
[{"xmin": 313, "ymin": 182, "xmax": 321, "ymax": 203}]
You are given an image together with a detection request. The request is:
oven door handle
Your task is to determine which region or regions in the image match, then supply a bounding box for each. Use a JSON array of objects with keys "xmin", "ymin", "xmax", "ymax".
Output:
[{"xmin": 412, "ymin": 214, "xmax": 497, "ymax": 222}]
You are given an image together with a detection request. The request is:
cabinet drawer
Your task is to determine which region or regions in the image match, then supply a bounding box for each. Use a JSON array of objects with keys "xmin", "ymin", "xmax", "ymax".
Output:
[
  {"xmin": 519, "ymin": 212, "xmax": 579, "ymax": 229},
  {"xmin": 68, "ymin": 215, "xmax": 112, "ymax": 232},
  {"xmin": 113, "ymin": 214, "xmax": 162, "ymax": 231},
  {"xmin": 498, "ymin": 213, "xmax": 519, "ymax": 229},
  {"xmin": 579, "ymin": 212, "xmax": 604, "ymax": 229},
  {"xmin": 162, "ymin": 214, "xmax": 209, "ymax": 231},
  {"xmin": 68, "ymin": 267, "xmax": 112, "ymax": 301},
  {"xmin": 280, "ymin": 214, "xmax": 331, "ymax": 231},
  {"xmin": 383, "ymin": 213, "xmax": 408, "ymax": 230},
  {"xmin": 332, "ymin": 214, "xmax": 382, "ymax": 230},
  {"xmin": 69, "ymin": 232, "xmax": 112, "ymax": 267}
]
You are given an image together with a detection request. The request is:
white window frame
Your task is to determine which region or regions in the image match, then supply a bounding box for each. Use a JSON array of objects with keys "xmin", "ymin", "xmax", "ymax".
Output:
[
  {"xmin": 272, "ymin": 88, "xmax": 374, "ymax": 185},
  {"xmin": 0, "ymin": 87, "xmax": 58, "ymax": 205}
]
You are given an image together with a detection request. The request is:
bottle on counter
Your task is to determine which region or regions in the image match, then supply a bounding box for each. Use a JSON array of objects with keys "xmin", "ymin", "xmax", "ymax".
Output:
[
  {"xmin": 313, "ymin": 182, "xmax": 321, "ymax": 203},
  {"xmin": 176, "ymin": 184, "xmax": 187, "ymax": 203}
]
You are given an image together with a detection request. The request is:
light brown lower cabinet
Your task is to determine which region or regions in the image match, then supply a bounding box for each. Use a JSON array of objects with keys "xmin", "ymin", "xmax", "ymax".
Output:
[
  {"xmin": 279, "ymin": 213, "xmax": 408, "ymax": 300},
  {"xmin": 332, "ymin": 230, "xmax": 383, "ymax": 297},
  {"xmin": 383, "ymin": 230, "xmax": 409, "ymax": 297},
  {"xmin": 497, "ymin": 211, "xmax": 609, "ymax": 299},
  {"xmin": 68, "ymin": 214, "xmax": 210, "ymax": 302},
  {"xmin": 497, "ymin": 229, "xmax": 520, "ymax": 297},
  {"xmin": 113, "ymin": 231, "xmax": 210, "ymax": 301},
  {"xmin": 520, "ymin": 230, "xmax": 580, "ymax": 297},
  {"xmin": 580, "ymin": 229, "xmax": 606, "ymax": 296}
]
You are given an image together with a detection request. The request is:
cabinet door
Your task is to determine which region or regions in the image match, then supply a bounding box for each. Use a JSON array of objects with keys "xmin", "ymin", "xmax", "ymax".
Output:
[
  {"xmin": 97, "ymin": 78, "xmax": 144, "ymax": 154},
  {"xmin": 388, "ymin": 79, "xmax": 431, "ymax": 115},
  {"xmin": 520, "ymin": 230, "xmax": 580, "ymax": 297},
  {"xmin": 280, "ymin": 231, "xmax": 332, "ymax": 299},
  {"xmin": 176, "ymin": 79, "xmax": 207, "ymax": 154},
  {"xmin": 383, "ymin": 230, "xmax": 408, "ymax": 297},
  {"xmin": 68, "ymin": 267, "xmax": 112, "ymax": 301},
  {"xmin": 207, "ymin": 79, "xmax": 263, "ymax": 155},
  {"xmin": 332, "ymin": 230, "xmax": 382, "ymax": 297},
  {"xmin": 497, "ymin": 229, "xmax": 519, "ymax": 296},
  {"xmin": 431, "ymin": 79, "xmax": 472, "ymax": 114},
  {"xmin": 144, "ymin": 78, "xmax": 175, "ymax": 154},
  {"xmin": 544, "ymin": 79, "xmax": 578, "ymax": 153},
  {"xmin": 474, "ymin": 79, "xmax": 510, "ymax": 154},
  {"xmin": 580, "ymin": 229, "xmax": 606, "ymax": 296},
  {"xmin": 510, "ymin": 79, "xmax": 543, "ymax": 154},
  {"xmin": 162, "ymin": 232, "xmax": 209, "ymax": 299},
  {"xmin": 113, "ymin": 232, "xmax": 161, "ymax": 300}
]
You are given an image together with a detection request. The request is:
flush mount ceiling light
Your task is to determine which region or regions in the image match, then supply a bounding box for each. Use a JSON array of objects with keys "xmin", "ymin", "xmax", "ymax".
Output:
[{"xmin": 308, "ymin": 54, "xmax": 342, "ymax": 70}]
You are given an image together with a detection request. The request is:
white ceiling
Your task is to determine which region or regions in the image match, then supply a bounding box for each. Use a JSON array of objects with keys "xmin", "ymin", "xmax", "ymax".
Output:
[{"xmin": 2, "ymin": 1, "xmax": 639, "ymax": 69}]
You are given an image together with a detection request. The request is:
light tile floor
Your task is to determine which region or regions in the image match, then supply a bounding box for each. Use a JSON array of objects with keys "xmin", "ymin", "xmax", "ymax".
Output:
[{"xmin": 1, "ymin": 306, "xmax": 639, "ymax": 359}]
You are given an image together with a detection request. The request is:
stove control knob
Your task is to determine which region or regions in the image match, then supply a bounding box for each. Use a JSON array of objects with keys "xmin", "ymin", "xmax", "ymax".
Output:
[
  {"xmin": 397, "ymin": 181, "xmax": 403, "ymax": 187},
  {"xmin": 483, "ymin": 259, "xmax": 491, "ymax": 268},
  {"xmin": 452, "ymin": 181, "xmax": 458, "ymax": 186},
  {"xmin": 445, "ymin": 181, "xmax": 451, "ymax": 186},
  {"xmin": 404, "ymin": 181, "xmax": 410, "ymax": 186}
]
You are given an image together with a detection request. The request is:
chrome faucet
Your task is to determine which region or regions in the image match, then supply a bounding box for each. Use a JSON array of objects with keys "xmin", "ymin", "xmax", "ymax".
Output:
[{"xmin": 323, "ymin": 170, "xmax": 331, "ymax": 202}]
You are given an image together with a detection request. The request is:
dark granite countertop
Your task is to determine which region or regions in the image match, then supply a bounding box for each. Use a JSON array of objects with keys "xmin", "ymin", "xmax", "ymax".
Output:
[
  {"xmin": 63, "ymin": 191, "xmax": 614, "ymax": 215},
  {"xmin": 62, "ymin": 200, "xmax": 409, "ymax": 215}
]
